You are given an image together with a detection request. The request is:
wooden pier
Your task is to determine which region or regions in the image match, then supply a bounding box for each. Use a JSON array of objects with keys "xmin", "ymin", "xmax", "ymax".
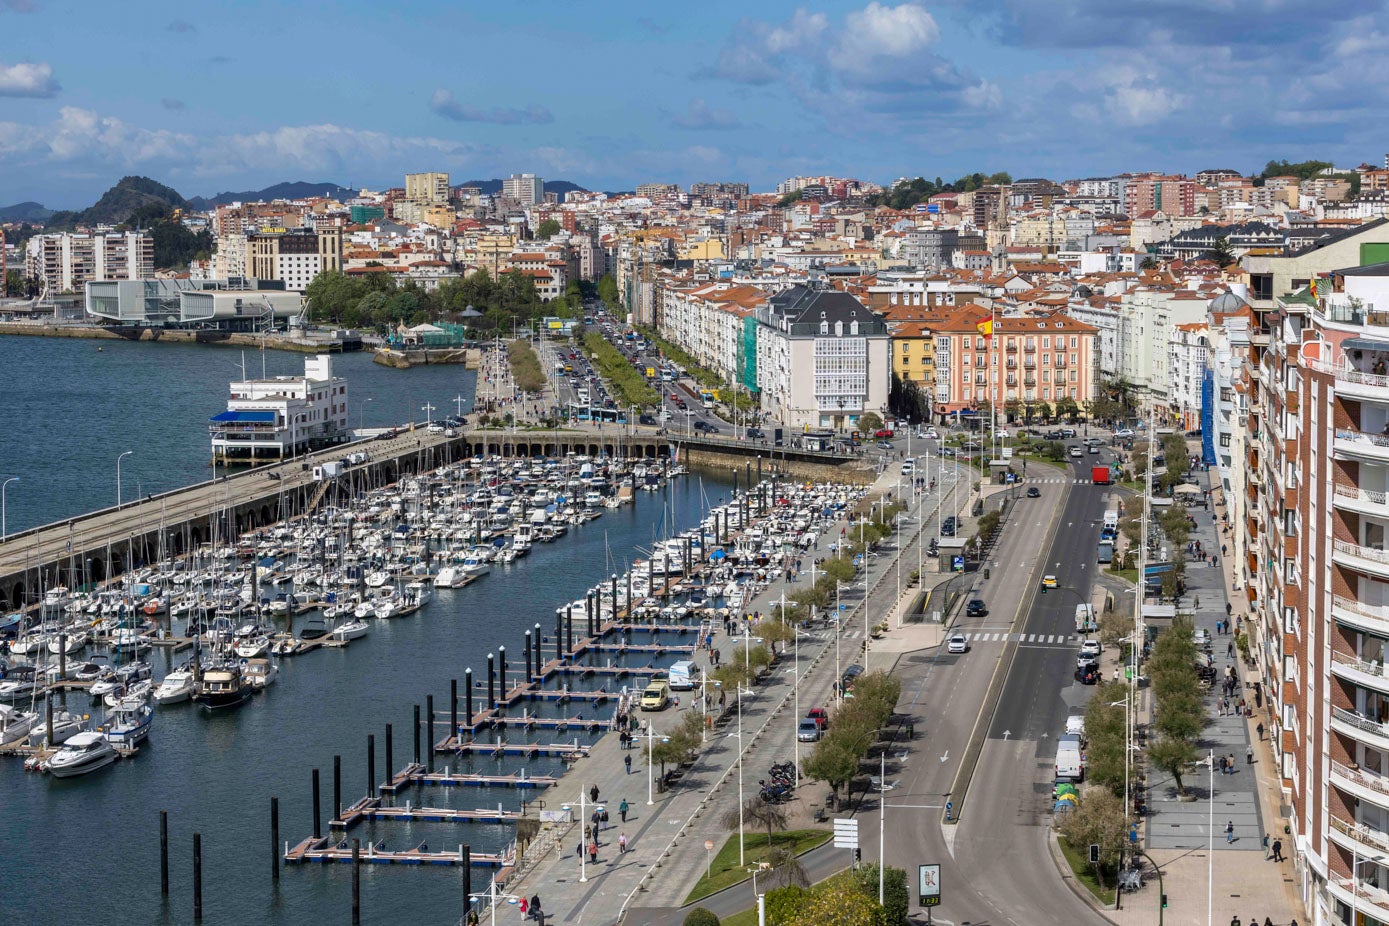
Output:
[
  {"xmin": 446, "ymin": 741, "xmax": 591, "ymax": 759},
  {"xmin": 381, "ymin": 765, "xmax": 558, "ymax": 792},
  {"xmin": 285, "ymin": 835, "xmax": 513, "ymax": 867},
  {"xmin": 331, "ymin": 796, "xmax": 521, "ymax": 829}
]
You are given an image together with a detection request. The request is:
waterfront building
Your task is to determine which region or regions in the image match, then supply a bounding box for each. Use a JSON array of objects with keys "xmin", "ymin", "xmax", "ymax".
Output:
[
  {"xmin": 25, "ymin": 231, "xmax": 153, "ymax": 294},
  {"xmin": 85, "ymin": 278, "xmax": 301, "ymax": 329},
  {"xmin": 209, "ymin": 354, "xmax": 348, "ymax": 463}
]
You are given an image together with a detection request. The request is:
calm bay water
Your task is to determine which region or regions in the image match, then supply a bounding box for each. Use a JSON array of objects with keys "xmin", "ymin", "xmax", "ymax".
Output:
[{"xmin": 0, "ymin": 335, "xmax": 734, "ymax": 925}]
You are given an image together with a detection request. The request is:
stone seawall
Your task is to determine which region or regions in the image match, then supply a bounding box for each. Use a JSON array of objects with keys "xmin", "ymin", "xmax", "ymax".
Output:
[
  {"xmin": 0, "ymin": 323, "xmax": 351, "ymax": 353},
  {"xmin": 683, "ymin": 447, "xmax": 874, "ymax": 484}
]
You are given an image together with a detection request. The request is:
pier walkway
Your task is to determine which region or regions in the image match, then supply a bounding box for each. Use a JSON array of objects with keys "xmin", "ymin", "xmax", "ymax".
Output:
[{"xmin": 489, "ymin": 455, "xmax": 973, "ymax": 925}]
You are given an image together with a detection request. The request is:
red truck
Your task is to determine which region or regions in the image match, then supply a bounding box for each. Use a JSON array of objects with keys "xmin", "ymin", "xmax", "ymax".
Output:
[{"xmin": 1091, "ymin": 465, "xmax": 1112, "ymax": 485}]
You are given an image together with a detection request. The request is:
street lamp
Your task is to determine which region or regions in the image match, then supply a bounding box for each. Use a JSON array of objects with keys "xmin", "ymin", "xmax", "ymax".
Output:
[
  {"xmin": 638, "ymin": 723, "xmax": 669, "ymax": 806},
  {"xmin": 422, "ymin": 402, "xmax": 436, "ymax": 428},
  {"xmin": 468, "ymin": 880, "xmax": 519, "ymax": 926},
  {"xmin": 724, "ymin": 684, "xmax": 755, "ymax": 865},
  {"xmin": 116, "ymin": 451, "xmax": 133, "ymax": 507},
  {"xmin": 358, "ymin": 397, "xmax": 373, "ymax": 435},
  {"xmin": 1, "ymin": 476, "xmax": 17, "ymax": 541}
]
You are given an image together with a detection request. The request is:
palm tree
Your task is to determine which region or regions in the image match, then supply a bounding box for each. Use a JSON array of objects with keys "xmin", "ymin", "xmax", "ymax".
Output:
[{"xmin": 723, "ymin": 795, "xmax": 788, "ymax": 847}]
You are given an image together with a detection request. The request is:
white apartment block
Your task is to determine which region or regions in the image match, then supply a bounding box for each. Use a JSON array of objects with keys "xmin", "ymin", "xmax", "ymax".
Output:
[
  {"xmin": 26, "ymin": 231, "xmax": 154, "ymax": 293},
  {"xmin": 657, "ymin": 282, "xmax": 766, "ymax": 383},
  {"xmin": 503, "ymin": 173, "xmax": 544, "ymax": 204}
]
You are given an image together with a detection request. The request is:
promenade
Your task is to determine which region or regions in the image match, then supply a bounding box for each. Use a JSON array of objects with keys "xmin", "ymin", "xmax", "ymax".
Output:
[{"xmin": 496, "ymin": 455, "xmax": 972, "ymax": 926}]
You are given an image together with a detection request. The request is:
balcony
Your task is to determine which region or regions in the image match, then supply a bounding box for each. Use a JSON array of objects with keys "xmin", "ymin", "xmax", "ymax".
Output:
[
  {"xmin": 1333, "ymin": 595, "xmax": 1389, "ymax": 637},
  {"xmin": 1334, "ymin": 484, "xmax": 1389, "ymax": 519},
  {"xmin": 1337, "ymin": 368, "xmax": 1389, "ymax": 406},
  {"xmin": 1336, "ymin": 428, "xmax": 1389, "ymax": 464},
  {"xmin": 1332, "ymin": 706, "xmax": 1389, "ymax": 752},
  {"xmin": 1327, "ymin": 876, "xmax": 1389, "ymax": 925},
  {"xmin": 1331, "ymin": 650, "xmax": 1389, "ymax": 694},
  {"xmin": 1333, "ymin": 539, "xmax": 1389, "ymax": 580},
  {"xmin": 1331, "ymin": 759, "xmax": 1389, "ymax": 809},
  {"xmin": 1004, "ymin": 342, "xmax": 1018, "ymax": 353},
  {"xmin": 1330, "ymin": 812, "xmax": 1389, "ymax": 856}
]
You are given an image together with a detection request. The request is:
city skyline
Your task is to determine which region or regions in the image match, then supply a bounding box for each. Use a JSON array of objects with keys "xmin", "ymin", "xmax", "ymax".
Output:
[{"xmin": 2, "ymin": 0, "xmax": 1385, "ymax": 208}]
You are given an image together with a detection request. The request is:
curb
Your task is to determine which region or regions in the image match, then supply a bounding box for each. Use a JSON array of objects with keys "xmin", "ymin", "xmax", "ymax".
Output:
[{"xmin": 1044, "ymin": 831, "xmax": 1120, "ymax": 920}]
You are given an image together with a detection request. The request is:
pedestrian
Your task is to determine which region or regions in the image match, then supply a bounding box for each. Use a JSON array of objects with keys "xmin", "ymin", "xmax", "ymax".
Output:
[
  {"xmin": 1262, "ymin": 833, "xmax": 1270, "ymax": 858},
  {"xmin": 1229, "ymin": 917, "xmax": 1240, "ymax": 926},
  {"xmin": 1226, "ymin": 820, "xmax": 1235, "ymax": 843},
  {"xmin": 1257, "ymin": 722, "xmax": 1264, "ymax": 740},
  {"xmin": 619, "ymin": 832, "xmax": 628, "ymax": 854},
  {"xmin": 589, "ymin": 841, "xmax": 598, "ymax": 864},
  {"xmin": 1226, "ymin": 602, "xmax": 1233, "ymax": 618},
  {"xmin": 1228, "ymin": 752, "xmax": 1237, "ymax": 772},
  {"xmin": 531, "ymin": 895, "xmax": 542, "ymax": 921},
  {"xmin": 1228, "ymin": 641, "xmax": 1235, "ymax": 659},
  {"xmin": 576, "ymin": 839, "xmax": 584, "ymax": 859},
  {"xmin": 519, "ymin": 898, "xmax": 529, "ymax": 919},
  {"xmin": 625, "ymin": 753, "xmax": 632, "ymax": 774},
  {"xmin": 1272, "ymin": 838, "xmax": 1284, "ymax": 862},
  {"xmin": 1217, "ymin": 696, "xmax": 1225, "ymax": 716},
  {"xmin": 590, "ymin": 784, "xmax": 600, "ymax": 804},
  {"xmin": 1246, "ymin": 745, "xmax": 1254, "ymax": 764},
  {"xmin": 619, "ymin": 798, "xmax": 629, "ymax": 822}
]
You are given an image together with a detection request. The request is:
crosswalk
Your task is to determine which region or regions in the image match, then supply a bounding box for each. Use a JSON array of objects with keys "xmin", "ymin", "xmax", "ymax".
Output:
[
  {"xmin": 1026, "ymin": 477, "xmax": 1100, "ymax": 485},
  {"xmin": 955, "ymin": 631, "xmax": 1085, "ymax": 644}
]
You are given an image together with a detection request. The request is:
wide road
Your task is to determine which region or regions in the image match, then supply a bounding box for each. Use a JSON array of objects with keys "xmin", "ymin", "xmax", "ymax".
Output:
[
  {"xmin": 949, "ymin": 453, "xmax": 1115, "ymax": 925},
  {"xmin": 871, "ymin": 460, "xmax": 1076, "ymax": 926}
]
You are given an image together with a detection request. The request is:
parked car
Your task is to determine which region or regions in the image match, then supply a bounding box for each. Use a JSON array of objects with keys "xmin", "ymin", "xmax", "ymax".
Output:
[
  {"xmin": 1080, "ymin": 639, "xmax": 1102, "ymax": 657},
  {"xmin": 807, "ymin": 707, "xmax": 829, "ymax": 730},
  {"xmin": 1115, "ymin": 428, "xmax": 1135, "ymax": 439},
  {"xmin": 797, "ymin": 718, "xmax": 823, "ymax": 742}
]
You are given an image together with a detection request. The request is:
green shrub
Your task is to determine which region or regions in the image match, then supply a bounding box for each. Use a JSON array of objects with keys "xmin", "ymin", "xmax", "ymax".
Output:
[{"xmin": 684, "ymin": 908, "xmax": 720, "ymax": 926}]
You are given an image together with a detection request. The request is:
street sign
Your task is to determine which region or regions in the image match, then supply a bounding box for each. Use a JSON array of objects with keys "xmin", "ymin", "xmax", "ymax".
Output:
[
  {"xmin": 918, "ymin": 864, "xmax": 941, "ymax": 906},
  {"xmin": 833, "ymin": 818, "xmax": 860, "ymax": 849},
  {"xmin": 952, "ymin": 555, "xmax": 964, "ymax": 572}
]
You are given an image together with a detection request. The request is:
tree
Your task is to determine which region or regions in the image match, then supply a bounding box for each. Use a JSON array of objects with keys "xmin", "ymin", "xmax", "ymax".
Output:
[
  {"xmin": 535, "ymin": 218, "xmax": 562, "ymax": 239},
  {"xmin": 765, "ymin": 846, "xmax": 811, "ymax": 889},
  {"xmin": 596, "ymin": 273, "xmax": 619, "ymax": 307},
  {"xmin": 1202, "ymin": 236, "xmax": 1236, "ymax": 267},
  {"xmin": 856, "ymin": 412, "xmax": 884, "ymax": 434},
  {"xmin": 778, "ymin": 190, "xmax": 804, "ymax": 207},
  {"xmin": 1055, "ymin": 396, "xmax": 1080, "ymax": 421},
  {"xmin": 724, "ymin": 795, "xmax": 788, "ymax": 845},
  {"xmin": 803, "ymin": 736, "xmax": 859, "ymax": 806},
  {"xmin": 786, "ymin": 871, "xmax": 882, "ymax": 926},
  {"xmin": 1139, "ymin": 256, "xmax": 1158, "ymax": 270},
  {"xmin": 852, "ymin": 864, "xmax": 909, "ymax": 926},
  {"xmin": 1098, "ymin": 604, "xmax": 1133, "ymax": 649},
  {"xmin": 1148, "ymin": 734, "xmax": 1199, "ymax": 797},
  {"xmin": 1036, "ymin": 400, "xmax": 1053, "ymax": 423},
  {"xmin": 1055, "ymin": 789, "xmax": 1129, "ymax": 888},
  {"xmin": 684, "ymin": 908, "xmax": 720, "ymax": 926}
]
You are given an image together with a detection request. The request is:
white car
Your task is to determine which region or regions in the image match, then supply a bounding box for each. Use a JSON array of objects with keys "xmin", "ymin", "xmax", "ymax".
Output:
[
  {"xmin": 1080, "ymin": 639, "xmax": 1102, "ymax": 657},
  {"xmin": 1115, "ymin": 428, "xmax": 1135, "ymax": 439},
  {"xmin": 426, "ymin": 424, "xmax": 445, "ymax": 434},
  {"xmin": 947, "ymin": 633, "xmax": 969, "ymax": 654}
]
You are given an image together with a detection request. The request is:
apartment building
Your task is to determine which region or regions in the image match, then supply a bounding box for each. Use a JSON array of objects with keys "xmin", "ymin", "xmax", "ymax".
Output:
[
  {"xmin": 657, "ymin": 282, "xmax": 767, "ymax": 386},
  {"xmin": 245, "ymin": 226, "xmax": 342, "ymax": 291},
  {"xmin": 502, "ymin": 173, "xmax": 544, "ymax": 204},
  {"xmin": 25, "ymin": 231, "xmax": 153, "ymax": 293},
  {"xmin": 753, "ymin": 285, "xmax": 890, "ymax": 430},
  {"xmin": 404, "ymin": 172, "xmax": 450, "ymax": 206}
]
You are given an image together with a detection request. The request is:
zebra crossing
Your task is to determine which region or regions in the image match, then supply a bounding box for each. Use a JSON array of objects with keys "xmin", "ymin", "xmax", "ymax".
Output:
[
  {"xmin": 954, "ymin": 631, "xmax": 1085, "ymax": 645},
  {"xmin": 1026, "ymin": 477, "xmax": 1099, "ymax": 485}
]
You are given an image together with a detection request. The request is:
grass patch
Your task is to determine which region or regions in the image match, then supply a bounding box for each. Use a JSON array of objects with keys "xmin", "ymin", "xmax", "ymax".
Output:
[
  {"xmin": 1058, "ymin": 838, "xmax": 1118, "ymax": 904},
  {"xmin": 1108, "ymin": 567, "xmax": 1138, "ymax": 585},
  {"xmin": 683, "ymin": 829, "xmax": 832, "ymax": 904},
  {"xmin": 718, "ymin": 908, "xmax": 759, "ymax": 926}
]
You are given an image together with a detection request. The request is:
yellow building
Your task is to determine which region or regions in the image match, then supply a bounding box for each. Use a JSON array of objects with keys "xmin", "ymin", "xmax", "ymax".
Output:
[
  {"xmin": 679, "ymin": 238, "xmax": 725, "ymax": 261},
  {"xmin": 889, "ymin": 320, "xmax": 936, "ymax": 390},
  {"xmin": 405, "ymin": 172, "xmax": 450, "ymax": 206}
]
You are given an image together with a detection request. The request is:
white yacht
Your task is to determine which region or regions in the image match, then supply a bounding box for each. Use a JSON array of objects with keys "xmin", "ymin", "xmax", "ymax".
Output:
[
  {"xmin": 47, "ymin": 731, "xmax": 118, "ymax": 778},
  {"xmin": 242, "ymin": 658, "xmax": 277, "ymax": 689},
  {"xmin": 433, "ymin": 566, "xmax": 466, "ymax": 588},
  {"xmin": 28, "ymin": 709, "xmax": 85, "ymax": 747},
  {"xmin": 104, "ymin": 699, "xmax": 153, "ymax": 746},
  {"xmin": 47, "ymin": 629, "xmax": 90, "ymax": 655},
  {"xmin": 331, "ymin": 618, "xmax": 369, "ymax": 642},
  {"xmin": 0, "ymin": 703, "xmax": 38, "ymax": 747},
  {"xmin": 153, "ymin": 669, "xmax": 196, "ymax": 705}
]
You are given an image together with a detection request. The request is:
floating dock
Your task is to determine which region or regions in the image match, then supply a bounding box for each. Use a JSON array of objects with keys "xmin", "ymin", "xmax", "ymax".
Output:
[
  {"xmin": 285, "ymin": 835, "xmax": 513, "ymax": 867},
  {"xmin": 331, "ymin": 796, "xmax": 521, "ymax": 829}
]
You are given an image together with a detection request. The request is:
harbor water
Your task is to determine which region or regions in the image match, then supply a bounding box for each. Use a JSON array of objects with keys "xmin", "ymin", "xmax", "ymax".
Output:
[{"xmin": 0, "ymin": 335, "xmax": 737, "ymax": 924}]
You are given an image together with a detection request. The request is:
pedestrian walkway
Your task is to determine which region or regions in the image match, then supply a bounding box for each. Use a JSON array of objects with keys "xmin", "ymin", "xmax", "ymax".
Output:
[{"xmin": 495, "ymin": 457, "xmax": 972, "ymax": 924}]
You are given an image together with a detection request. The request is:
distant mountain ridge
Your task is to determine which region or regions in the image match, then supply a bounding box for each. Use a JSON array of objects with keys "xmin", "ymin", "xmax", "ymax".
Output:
[
  {"xmin": 459, "ymin": 178, "xmax": 588, "ymax": 202},
  {"xmin": 0, "ymin": 201, "xmax": 54, "ymax": 223},
  {"xmin": 186, "ymin": 181, "xmax": 359, "ymax": 210},
  {"xmin": 44, "ymin": 176, "xmax": 187, "ymax": 229}
]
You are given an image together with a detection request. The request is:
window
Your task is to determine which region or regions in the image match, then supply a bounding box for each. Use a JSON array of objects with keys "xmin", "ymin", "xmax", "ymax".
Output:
[
  {"xmin": 1070, "ymin": 336, "xmax": 1078, "ymax": 348},
  {"xmin": 1042, "ymin": 336, "xmax": 1051, "ymax": 348},
  {"xmin": 1070, "ymin": 370, "xmax": 1077, "ymax": 382},
  {"xmin": 1283, "ymin": 606, "xmax": 1299, "ymax": 635},
  {"xmin": 1042, "ymin": 371, "xmax": 1050, "ymax": 382}
]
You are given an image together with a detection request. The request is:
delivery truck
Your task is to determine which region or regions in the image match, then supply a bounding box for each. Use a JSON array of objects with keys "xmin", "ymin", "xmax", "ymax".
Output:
[{"xmin": 1092, "ymin": 465, "xmax": 1112, "ymax": 485}]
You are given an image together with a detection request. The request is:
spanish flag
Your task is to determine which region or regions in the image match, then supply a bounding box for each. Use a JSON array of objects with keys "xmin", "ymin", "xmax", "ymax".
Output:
[{"xmin": 976, "ymin": 319, "xmax": 993, "ymax": 339}]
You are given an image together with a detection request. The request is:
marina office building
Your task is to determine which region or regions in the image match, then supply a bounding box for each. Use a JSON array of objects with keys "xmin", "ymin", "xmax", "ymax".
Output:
[{"xmin": 208, "ymin": 354, "xmax": 348, "ymax": 464}]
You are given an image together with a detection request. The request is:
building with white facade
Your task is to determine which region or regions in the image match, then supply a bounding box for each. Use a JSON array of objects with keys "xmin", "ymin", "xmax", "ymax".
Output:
[
  {"xmin": 502, "ymin": 173, "xmax": 544, "ymax": 204},
  {"xmin": 754, "ymin": 285, "xmax": 890, "ymax": 430},
  {"xmin": 26, "ymin": 231, "xmax": 154, "ymax": 293},
  {"xmin": 208, "ymin": 354, "xmax": 348, "ymax": 463}
]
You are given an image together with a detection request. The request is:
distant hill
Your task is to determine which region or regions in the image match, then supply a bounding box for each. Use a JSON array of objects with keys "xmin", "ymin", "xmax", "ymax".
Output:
[
  {"xmin": 186, "ymin": 181, "xmax": 359, "ymax": 210},
  {"xmin": 44, "ymin": 176, "xmax": 187, "ymax": 230},
  {"xmin": 458, "ymin": 178, "xmax": 589, "ymax": 202},
  {"xmin": 0, "ymin": 201, "xmax": 54, "ymax": 223}
]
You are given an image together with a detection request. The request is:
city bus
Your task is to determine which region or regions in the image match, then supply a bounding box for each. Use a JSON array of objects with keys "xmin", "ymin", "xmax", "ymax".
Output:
[{"xmin": 699, "ymin": 389, "xmax": 716, "ymax": 409}]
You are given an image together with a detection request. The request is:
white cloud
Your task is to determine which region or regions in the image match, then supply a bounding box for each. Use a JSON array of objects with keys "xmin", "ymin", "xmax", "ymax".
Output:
[
  {"xmin": 834, "ymin": 3, "xmax": 940, "ymax": 70},
  {"xmin": 0, "ymin": 60, "xmax": 59, "ymax": 97},
  {"xmin": 765, "ymin": 8, "xmax": 828, "ymax": 53},
  {"xmin": 429, "ymin": 89, "xmax": 553, "ymax": 125},
  {"xmin": 1104, "ymin": 82, "xmax": 1184, "ymax": 126},
  {"xmin": 962, "ymin": 79, "xmax": 1002, "ymax": 109}
]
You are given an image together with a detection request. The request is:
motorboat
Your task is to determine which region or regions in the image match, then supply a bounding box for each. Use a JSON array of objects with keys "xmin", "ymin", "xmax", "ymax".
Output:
[
  {"xmin": 110, "ymin": 627, "xmax": 151, "ymax": 653},
  {"xmin": 433, "ymin": 566, "xmax": 467, "ymax": 588},
  {"xmin": 0, "ymin": 666, "xmax": 39, "ymax": 701},
  {"xmin": 234, "ymin": 636, "xmax": 270, "ymax": 659},
  {"xmin": 43, "ymin": 586, "xmax": 71, "ymax": 611},
  {"xmin": 0, "ymin": 703, "xmax": 37, "ymax": 746},
  {"xmin": 28, "ymin": 709, "xmax": 85, "ymax": 747},
  {"xmin": 71, "ymin": 662, "xmax": 111, "ymax": 683},
  {"xmin": 47, "ymin": 629, "xmax": 90, "ymax": 655},
  {"xmin": 193, "ymin": 663, "xmax": 252, "ymax": 711},
  {"xmin": 242, "ymin": 658, "xmax": 277, "ymax": 689},
  {"xmin": 104, "ymin": 680, "xmax": 152, "ymax": 709},
  {"xmin": 331, "ymin": 619, "xmax": 369, "ymax": 642},
  {"xmin": 298, "ymin": 614, "xmax": 330, "ymax": 641},
  {"xmin": 47, "ymin": 731, "xmax": 118, "ymax": 778},
  {"xmin": 152, "ymin": 669, "xmax": 196, "ymax": 705},
  {"xmin": 270, "ymin": 635, "xmax": 302, "ymax": 656}
]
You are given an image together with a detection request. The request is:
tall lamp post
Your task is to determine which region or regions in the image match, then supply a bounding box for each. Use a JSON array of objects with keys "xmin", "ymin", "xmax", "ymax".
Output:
[
  {"xmin": 724, "ymin": 685, "xmax": 754, "ymax": 865},
  {"xmin": 468, "ymin": 880, "xmax": 519, "ymax": 926},
  {"xmin": 1, "ymin": 476, "xmax": 17, "ymax": 541},
  {"xmin": 116, "ymin": 451, "xmax": 133, "ymax": 507},
  {"xmin": 358, "ymin": 397, "xmax": 373, "ymax": 435},
  {"xmin": 638, "ymin": 723, "xmax": 669, "ymax": 806}
]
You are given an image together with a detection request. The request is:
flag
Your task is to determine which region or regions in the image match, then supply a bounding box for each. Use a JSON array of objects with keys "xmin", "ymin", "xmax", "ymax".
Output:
[
  {"xmin": 976, "ymin": 319, "xmax": 993, "ymax": 340},
  {"xmin": 1309, "ymin": 278, "xmax": 1319, "ymax": 300}
]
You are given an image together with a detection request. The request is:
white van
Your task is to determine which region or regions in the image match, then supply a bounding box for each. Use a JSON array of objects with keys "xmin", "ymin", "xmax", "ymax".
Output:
[
  {"xmin": 1103, "ymin": 509, "xmax": 1120, "ymax": 532},
  {"xmin": 1075, "ymin": 603, "xmax": 1097, "ymax": 633},
  {"xmin": 1065, "ymin": 714, "xmax": 1086, "ymax": 743},
  {"xmin": 1056, "ymin": 733, "xmax": 1085, "ymax": 782},
  {"xmin": 668, "ymin": 660, "xmax": 700, "ymax": 691}
]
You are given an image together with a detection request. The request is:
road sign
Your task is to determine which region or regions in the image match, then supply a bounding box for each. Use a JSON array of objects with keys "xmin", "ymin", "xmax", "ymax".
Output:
[
  {"xmin": 952, "ymin": 555, "xmax": 965, "ymax": 572},
  {"xmin": 918, "ymin": 863, "xmax": 941, "ymax": 906},
  {"xmin": 833, "ymin": 818, "xmax": 860, "ymax": 849}
]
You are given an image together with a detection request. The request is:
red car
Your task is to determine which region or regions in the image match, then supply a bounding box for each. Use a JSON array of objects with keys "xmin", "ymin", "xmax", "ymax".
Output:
[
  {"xmin": 807, "ymin": 707, "xmax": 829, "ymax": 730},
  {"xmin": 874, "ymin": 428, "xmax": 895, "ymax": 439}
]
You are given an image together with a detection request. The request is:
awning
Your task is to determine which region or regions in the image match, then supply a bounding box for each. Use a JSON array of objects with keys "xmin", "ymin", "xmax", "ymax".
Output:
[
  {"xmin": 210, "ymin": 410, "xmax": 276, "ymax": 423},
  {"xmin": 1344, "ymin": 337, "xmax": 1389, "ymax": 353}
]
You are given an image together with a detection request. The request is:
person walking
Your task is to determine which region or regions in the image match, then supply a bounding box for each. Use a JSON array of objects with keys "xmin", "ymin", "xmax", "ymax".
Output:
[
  {"xmin": 619, "ymin": 832, "xmax": 628, "ymax": 854},
  {"xmin": 1262, "ymin": 833, "xmax": 1270, "ymax": 859},
  {"xmin": 625, "ymin": 753, "xmax": 632, "ymax": 775},
  {"xmin": 590, "ymin": 784, "xmax": 600, "ymax": 804},
  {"xmin": 589, "ymin": 840, "xmax": 598, "ymax": 865},
  {"xmin": 1247, "ymin": 745, "xmax": 1254, "ymax": 765},
  {"xmin": 1226, "ymin": 819, "xmax": 1235, "ymax": 843},
  {"xmin": 1272, "ymin": 838, "xmax": 1284, "ymax": 862},
  {"xmin": 530, "ymin": 895, "xmax": 542, "ymax": 922},
  {"xmin": 619, "ymin": 798, "xmax": 629, "ymax": 823}
]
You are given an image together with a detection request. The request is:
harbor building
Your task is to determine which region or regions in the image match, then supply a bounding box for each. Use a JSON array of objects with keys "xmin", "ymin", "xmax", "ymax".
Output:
[
  {"xmin": 208, "ymin": 354, "xmax": 348, "ymax": 464},
  {"xmin": 85, "ymin": 278, "xmax": 302, "ymax": 329},
  {"xmin": 25, "ymin": 231, "xmax": 153, "ymax": 294}
]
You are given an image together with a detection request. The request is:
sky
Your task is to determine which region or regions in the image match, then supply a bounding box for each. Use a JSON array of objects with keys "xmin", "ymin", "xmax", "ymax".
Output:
[{"xmin": 1, "ymin": 0, "xmax": 1387, "ymax": 208}]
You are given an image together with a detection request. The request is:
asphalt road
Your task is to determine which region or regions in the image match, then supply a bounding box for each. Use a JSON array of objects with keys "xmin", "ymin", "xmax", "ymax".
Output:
[{"xmin": 947, "ymin": 454, "xmax": 1115, "ymax": 926}]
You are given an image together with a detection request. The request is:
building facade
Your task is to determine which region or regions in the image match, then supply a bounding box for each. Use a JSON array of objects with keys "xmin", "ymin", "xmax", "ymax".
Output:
[
  {"xmin": 25, "ymin": 231, "xmax": 153, "ymax": 293},
  {"xmin": 502, "ymin": 173, "xmax": 544, "ymax": 204},
  {"xmin": 208, "ymin": 354, "xmax": 348, "ymax": 463},
  {"xmin": 245, "ymin": 226, "xmax": 343, "ymax": 291}
]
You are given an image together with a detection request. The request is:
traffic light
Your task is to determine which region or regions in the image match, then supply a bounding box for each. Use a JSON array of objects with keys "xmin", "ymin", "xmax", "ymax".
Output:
[
  {"xmin": 1161, "ymin": 894, "xmax": 1168, "ymax": 909},
  {"xmin": 1041, "ymin": 585, "xmax": 1048, "ymax": 594},
  {"xmin": 1089, "ymin": 844, "xmax": 1100, "ymax": 864}
]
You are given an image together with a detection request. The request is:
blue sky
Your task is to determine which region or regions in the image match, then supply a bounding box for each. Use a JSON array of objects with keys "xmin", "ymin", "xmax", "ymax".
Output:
[{"xmin": 1, "ymin": 0, "xmax": 1386, "ymax": 208}]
